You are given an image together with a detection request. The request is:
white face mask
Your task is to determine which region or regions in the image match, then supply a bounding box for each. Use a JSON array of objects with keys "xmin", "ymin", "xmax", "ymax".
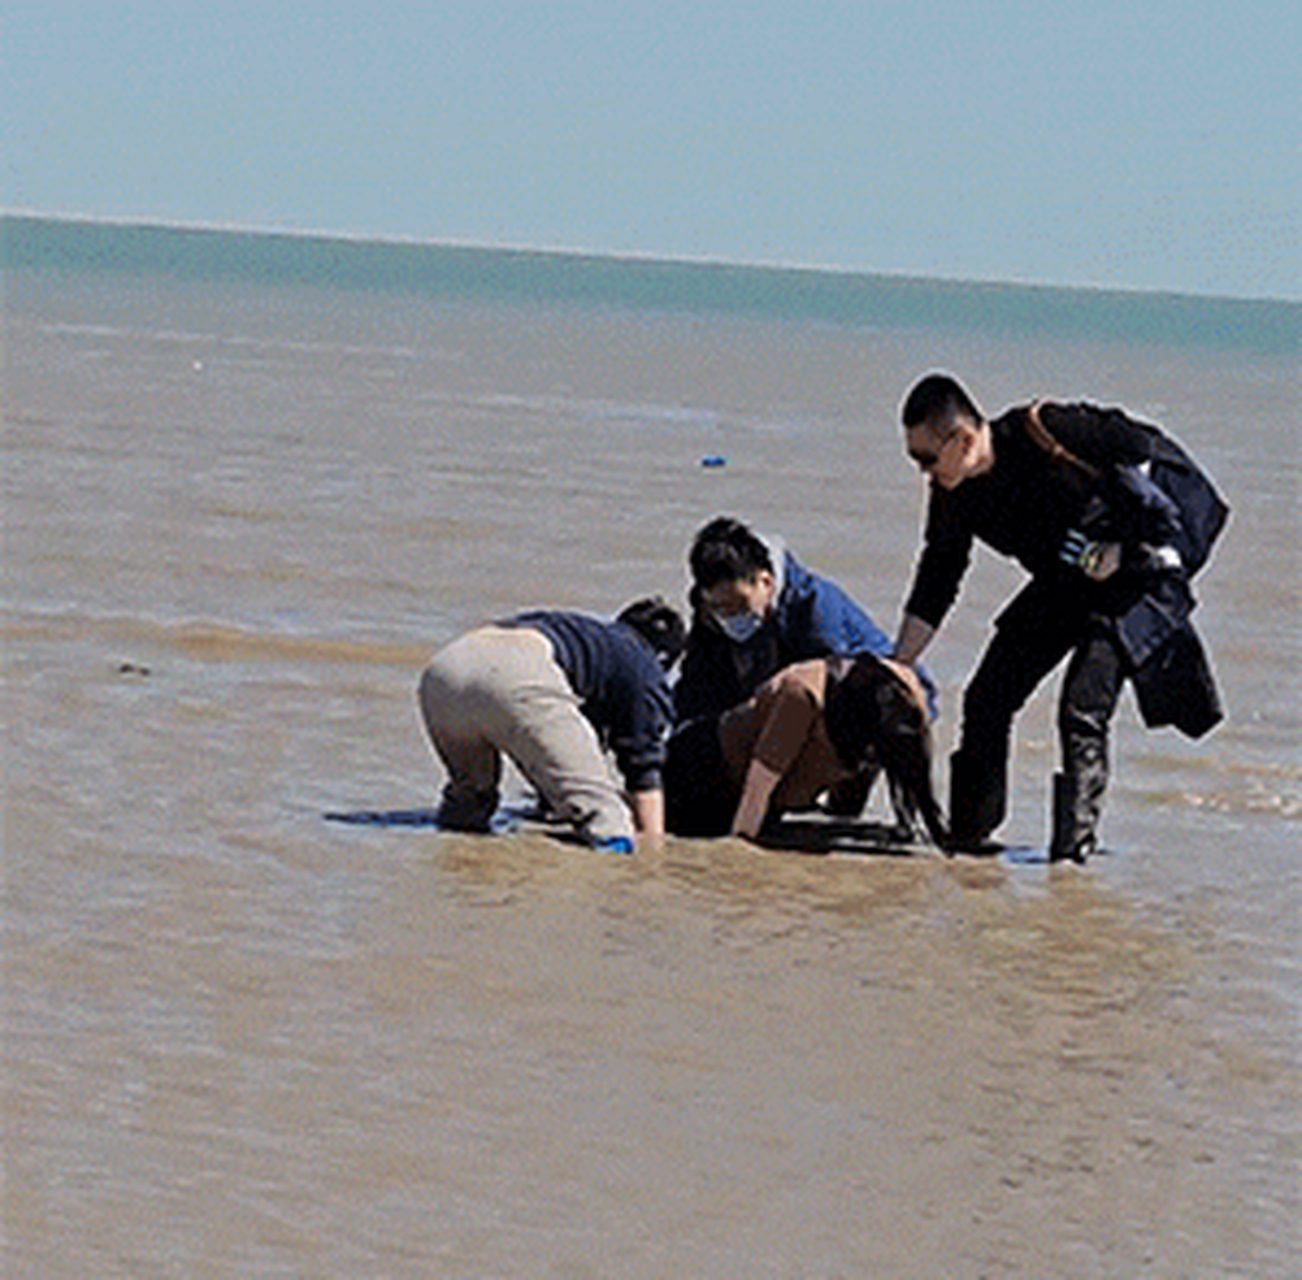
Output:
[{"xmin": 714, "ymin": 610, "xmax": 764, "ymax": 644}]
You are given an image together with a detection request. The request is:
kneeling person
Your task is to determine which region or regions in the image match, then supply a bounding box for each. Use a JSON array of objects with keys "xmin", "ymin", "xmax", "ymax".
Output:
[
  {"xmin": 419, "ymin": 598, "xmax": 684, "ymax": 852},
  {"xmin": 665, "ymin": 652, "xmax": 946, "ymax": 845}
]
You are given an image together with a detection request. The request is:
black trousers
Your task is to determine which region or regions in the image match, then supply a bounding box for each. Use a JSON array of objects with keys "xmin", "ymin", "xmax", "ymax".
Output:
[
  {"xmin": 663, "ymin": 717, "xmax": 740, "ymax": 838},
  {"xmin": 951, "ymin": 584, "xmax": 1126, "ymax": 843}
]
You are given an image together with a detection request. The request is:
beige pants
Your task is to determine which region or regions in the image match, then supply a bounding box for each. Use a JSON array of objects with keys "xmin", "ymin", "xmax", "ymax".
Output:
[{"xmin": 418, "ymin": 626, "xmax": 633, "ymax": 842}]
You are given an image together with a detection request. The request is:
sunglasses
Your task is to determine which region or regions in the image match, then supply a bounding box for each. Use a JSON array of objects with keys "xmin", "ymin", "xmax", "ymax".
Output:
[{"xmin": 908, "ymin": 429, "xmax": 961, "ymax": 470}]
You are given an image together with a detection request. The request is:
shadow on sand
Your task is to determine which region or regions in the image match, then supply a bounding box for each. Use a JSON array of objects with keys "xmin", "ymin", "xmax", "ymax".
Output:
[{"xmin": 323, "ymin": 806, "xmax": 1048, "ymax": 863}]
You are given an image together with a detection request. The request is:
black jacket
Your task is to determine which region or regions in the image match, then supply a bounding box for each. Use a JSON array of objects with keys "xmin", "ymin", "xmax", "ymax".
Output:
[{"xmin": 904, "ymin": 402, "xmax": 1223, "ymax": 738}]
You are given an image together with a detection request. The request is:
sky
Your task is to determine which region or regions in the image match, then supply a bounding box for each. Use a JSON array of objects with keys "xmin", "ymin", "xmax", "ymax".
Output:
[{"xmin": 5, "ymin": 1, "xmax": 1299, "ymax": 301}]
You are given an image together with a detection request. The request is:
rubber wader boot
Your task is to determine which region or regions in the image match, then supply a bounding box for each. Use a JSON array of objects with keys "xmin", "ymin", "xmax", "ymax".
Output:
[
  {"xmin": 947, "ymin": 750, "xmax": 1004, "ymax": 854},
  {"xmin": 1048, "ymin": 770, "xmax": 1100, "ymax": 863}
]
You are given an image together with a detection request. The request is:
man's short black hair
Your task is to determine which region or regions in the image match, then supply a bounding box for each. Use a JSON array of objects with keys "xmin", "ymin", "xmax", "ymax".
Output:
[
  {"xmin": 901, "ymin": 373, "xmax": 983, "ymax": 431},
  {"xmin": 617, "ymin": 596, "xmax": 686, "ymax": 669},
  {"xmin": 689, "ymin": 516, "xmax": 773, "ymax": 590}
]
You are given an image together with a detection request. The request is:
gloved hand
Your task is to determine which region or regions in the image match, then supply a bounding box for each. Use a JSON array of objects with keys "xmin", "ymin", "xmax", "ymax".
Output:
[{"xmin": 1060, "ymin": 530, "xmax": 1122, "ymax": 581}]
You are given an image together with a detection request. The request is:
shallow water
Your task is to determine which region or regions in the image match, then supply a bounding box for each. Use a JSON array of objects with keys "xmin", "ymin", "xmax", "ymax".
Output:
[{"xmin": 3, "ymin": 267, "xmax": 1299, "ymax": 1276}]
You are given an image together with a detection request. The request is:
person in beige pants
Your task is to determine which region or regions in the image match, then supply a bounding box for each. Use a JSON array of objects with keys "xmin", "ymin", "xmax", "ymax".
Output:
[{"xmin": 418, "ymin": 600, "xmax": 683, "ymax": 853}]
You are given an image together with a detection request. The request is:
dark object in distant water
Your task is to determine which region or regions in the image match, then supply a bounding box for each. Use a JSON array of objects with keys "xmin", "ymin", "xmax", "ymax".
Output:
[
  {"xmin": 700, "ymin": 455, "xmax": 727, "ymax": 468},
  {"xmin": 118, "ymin": 662, "xmax": 151, "ymax": 677}
]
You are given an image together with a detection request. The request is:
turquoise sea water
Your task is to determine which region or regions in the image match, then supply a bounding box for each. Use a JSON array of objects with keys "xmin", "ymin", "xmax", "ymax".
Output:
[{"xmin": 5, "ymin": 212, "xmax": 1298, "ymax": 356}]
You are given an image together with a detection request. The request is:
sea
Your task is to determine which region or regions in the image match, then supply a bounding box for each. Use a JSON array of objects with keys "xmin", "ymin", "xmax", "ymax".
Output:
[{"xmin": 3, "ymin": 214, "xmax": 1298, "ymax": 1276}]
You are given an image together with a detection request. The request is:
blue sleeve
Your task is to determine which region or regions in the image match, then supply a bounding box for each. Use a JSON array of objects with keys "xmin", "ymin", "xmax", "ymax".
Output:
[
  {"xmin": 606, "ymin": 647, "xmax": 672, "ymax": 792},
  {"xmin": 804, "ymin": 576, "xmax": 894, "ymax": 659}
]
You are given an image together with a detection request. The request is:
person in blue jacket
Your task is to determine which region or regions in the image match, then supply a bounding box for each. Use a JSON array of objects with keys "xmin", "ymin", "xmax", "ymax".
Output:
[{"xmin": 671, "ymin": 515, "xmax": 935, "ymax": 830}]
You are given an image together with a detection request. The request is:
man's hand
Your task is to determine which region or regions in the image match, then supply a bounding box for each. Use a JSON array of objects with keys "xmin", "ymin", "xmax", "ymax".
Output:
[
  {"xmin": 1060, "ymin": 531, "xmax": 1122, "ymax": 581},
  {"xmin": 892, "ymin": 613, "xmax": 936, "ymax": 665}
]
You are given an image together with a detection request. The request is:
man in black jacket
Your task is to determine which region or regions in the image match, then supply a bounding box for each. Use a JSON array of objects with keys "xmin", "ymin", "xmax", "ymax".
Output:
[{"xmin": 891, "ymin": 373, "xmax": 1225, "ymax": 861}]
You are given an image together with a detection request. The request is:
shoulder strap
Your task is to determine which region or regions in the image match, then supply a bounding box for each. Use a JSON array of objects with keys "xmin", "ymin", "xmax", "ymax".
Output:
[{"xmin": 1024, "ymin": 400, "xmax": 1103, "ymax": 482}]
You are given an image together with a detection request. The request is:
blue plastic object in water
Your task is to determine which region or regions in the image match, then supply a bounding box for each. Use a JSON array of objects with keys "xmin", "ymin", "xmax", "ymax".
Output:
[{"xmin": 590, "ymin": 835, "xmax": 635, "ymax": 855}]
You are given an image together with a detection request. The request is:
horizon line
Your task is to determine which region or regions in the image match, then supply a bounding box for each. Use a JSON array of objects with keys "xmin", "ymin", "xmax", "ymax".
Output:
[{"xmin": 4, "ymin": 207, "xmax": 1296, "ymax": 310}]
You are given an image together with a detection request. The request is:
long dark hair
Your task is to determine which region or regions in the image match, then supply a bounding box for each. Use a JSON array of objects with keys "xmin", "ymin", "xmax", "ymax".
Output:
[{"xmin": 823, "ymin": 654, "xmax": 948, "ymax": 845}]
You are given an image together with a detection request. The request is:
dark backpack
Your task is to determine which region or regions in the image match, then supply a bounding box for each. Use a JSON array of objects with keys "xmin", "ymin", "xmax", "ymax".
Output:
[
  {"xmin": 1142, "ymin": 431, "xmax": 1230, "ymax": 577},
  {"xmin": 1026, "ymin": 401, "xmax": 1229, "ymax": 577}
]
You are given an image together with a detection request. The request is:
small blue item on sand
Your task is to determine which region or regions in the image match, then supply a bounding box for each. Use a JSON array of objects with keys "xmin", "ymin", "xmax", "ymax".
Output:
[
  {"xmin": 700, "ymin": 455, "xmax": 727, "ymax": 468},
  {"xmin": 590, "ymin": 835, "xmax": 635, "ymax": 855}
]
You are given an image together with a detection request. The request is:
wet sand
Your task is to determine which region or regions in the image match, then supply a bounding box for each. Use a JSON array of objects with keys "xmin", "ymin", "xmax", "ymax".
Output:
[{"xmin": 3, "ymin": 270, "xmax": 1298, "ymax": 1275}]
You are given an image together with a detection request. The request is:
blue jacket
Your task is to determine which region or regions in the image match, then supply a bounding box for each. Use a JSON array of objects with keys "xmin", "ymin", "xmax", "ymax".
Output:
[{"xmin": 673, "ymin": 550, "xmax": 936, "ymax": 721}]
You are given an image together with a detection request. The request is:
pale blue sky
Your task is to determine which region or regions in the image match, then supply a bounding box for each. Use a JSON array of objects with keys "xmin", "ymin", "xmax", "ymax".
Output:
[{"xmin": 5, "ymin": 1, "xmax": 1298, "ymax": 300}]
